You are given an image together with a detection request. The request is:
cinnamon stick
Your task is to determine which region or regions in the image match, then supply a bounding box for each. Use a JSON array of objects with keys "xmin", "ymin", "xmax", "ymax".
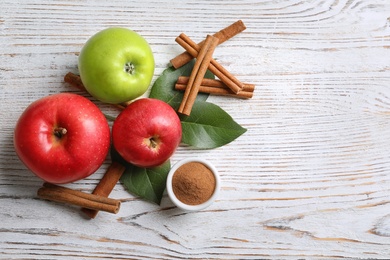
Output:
[
  {"xmin": 81, "ymin": 161, "xmax": 126, "ymax": 218},
  {"xmin": 176, "ymin": 76, "xmax": 255, "ymax": 99},
  {"xmin": 178, "ymin": 35, "xmax": 219, "ymax": 115},
  {"xmin": 64, "ymin": 72, "xmax": 86, "ymax": 92},
  {"xmin": 64, "ymin": 72, "xmax": 130, "ymax": 109},
  {"xmin": 177, "ymin": 76, "xmax": 255, "ymax": 92},
  {"xmin": 170, "ymin": 20, "xmax": 246, "ymax": 68},
  {"xmin": 37, "ymin": 183, "xmax": 121, "ymax": 214},
  {"xmin": 175, "ymin": 33, "xmax": 244, "ymax": 94}
]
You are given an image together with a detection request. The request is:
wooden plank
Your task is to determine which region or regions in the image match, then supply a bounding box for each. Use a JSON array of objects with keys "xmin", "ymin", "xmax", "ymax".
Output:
[{"xmin": 1, "ymin": 0, "xmax": 390, "ymax": 258}]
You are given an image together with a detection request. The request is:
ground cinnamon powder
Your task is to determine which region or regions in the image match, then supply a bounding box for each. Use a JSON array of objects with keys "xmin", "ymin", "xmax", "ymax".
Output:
[{"xmin": 172, "ymin": 162, "xmax": 216, "ymax": 205}]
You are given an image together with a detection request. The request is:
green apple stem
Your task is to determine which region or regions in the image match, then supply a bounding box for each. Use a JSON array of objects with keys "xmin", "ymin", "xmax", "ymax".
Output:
[
  {"xmin": 124, "ymin": 62, "xmax": 135, "ymax": 75},
  {"xmin": 54, "ymin": 127, "xmax": 67, "ymax": 139}
]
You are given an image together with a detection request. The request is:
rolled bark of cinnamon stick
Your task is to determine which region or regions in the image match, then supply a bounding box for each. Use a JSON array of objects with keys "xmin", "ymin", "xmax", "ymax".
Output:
[
  {"xmin": 37, "ymin": 183, "xmax": 121, "ymax": 214},
  {"xmin": 177, "ymin": 76, "xmax": 255, "ymax": 92},
  {"xmin": 64, "ymin": 72, "xmax": 130, "ymax": 109},
  {"xmin": 64, "ymin": 72, "xmax": 86, "ymax": 92},
  {"xmin": 175, "ymin": 77, "xmax": 254, "ymax": 99},
  {"xmin": 175, "ymin": 33, "xmax": 244, "ymax": 94},
  {"xmin": 81, "ymin": 161, "xmax": 126, "ymax": 218},
  {"xmin": 170, "ymin": 20, "xmax": 246, "ymax": 69},
  {"xmin": 178, "ymin": 35, "xmax": 219, "ymax": 116}
]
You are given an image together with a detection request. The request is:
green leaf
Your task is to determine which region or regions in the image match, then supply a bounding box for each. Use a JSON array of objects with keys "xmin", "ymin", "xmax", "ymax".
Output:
[
  {"xmin": 112, "ymin": 146, "xmax": 170, "ymax": 205},
  {"xmin": 149, "ymin": 60, "xmax": 215, "ymax": 110},
  {"xmin": 120, "ymin": 160, "xmax": 171, "ymax": 205},
  {"xmin": 180, "ymin": 101, "xmax": 247, "ymax": 149}
]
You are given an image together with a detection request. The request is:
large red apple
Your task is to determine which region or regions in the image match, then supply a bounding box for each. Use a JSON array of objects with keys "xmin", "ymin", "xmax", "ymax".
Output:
[
  {"xmin": 112, "ymin": 98, "xmax": 182, "ymax": 168},
  {"xmin": 14, "ymin": 93, "xmax": 111, "ymax": 184}
]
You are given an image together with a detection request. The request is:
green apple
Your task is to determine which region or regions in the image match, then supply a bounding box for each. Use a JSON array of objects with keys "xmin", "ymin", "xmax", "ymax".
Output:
[{"xmin": 78, "ymin": 27, "xmax": 155, "ymax": 104}]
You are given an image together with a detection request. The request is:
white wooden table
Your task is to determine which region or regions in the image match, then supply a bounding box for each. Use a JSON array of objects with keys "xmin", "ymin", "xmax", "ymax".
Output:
[{"xmin": 1, "ymin": 0, "xmax": 390, "ymax": 259}]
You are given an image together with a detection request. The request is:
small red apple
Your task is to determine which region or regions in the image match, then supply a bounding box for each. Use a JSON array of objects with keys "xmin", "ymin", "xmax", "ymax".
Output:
[
  {"xmin": 14, "ymin": 93, "xmax": 110, "ymax": 184},
  {"xmin": 112, "ymin": 98, "xmax": 182, "ymax": 168}
]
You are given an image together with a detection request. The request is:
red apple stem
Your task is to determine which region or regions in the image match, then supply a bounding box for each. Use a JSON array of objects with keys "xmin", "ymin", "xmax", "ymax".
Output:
[
  {"xmin": 54, "ymin": 127, "xmax": 67, "ymax": 139},
  {"xmin": 150, "ymin": 137, "xmax": 158, "ymax": 148}
]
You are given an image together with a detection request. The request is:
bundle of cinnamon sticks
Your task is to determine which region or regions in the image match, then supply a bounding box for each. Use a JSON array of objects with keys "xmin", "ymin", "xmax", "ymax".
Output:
[{"xmin": 172, "ymin": 20, "xmax": 255, "ymax": 116}]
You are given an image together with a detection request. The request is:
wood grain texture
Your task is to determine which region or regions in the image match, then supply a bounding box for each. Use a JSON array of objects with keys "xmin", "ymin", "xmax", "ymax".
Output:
[{"xmin": 1, "ymin": 0, "xmax": 390, "ymax": 259}]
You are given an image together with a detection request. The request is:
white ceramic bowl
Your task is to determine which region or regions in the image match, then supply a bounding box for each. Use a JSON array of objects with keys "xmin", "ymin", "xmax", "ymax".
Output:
[{"xmin": 166, "ymin": 158, "xmax": 220, "ymax": 211}]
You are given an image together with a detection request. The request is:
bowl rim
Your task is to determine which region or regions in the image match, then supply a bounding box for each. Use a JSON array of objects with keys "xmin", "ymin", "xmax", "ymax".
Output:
[{"xmin": 166, "ymin": 157, "xmax": 220, "ymax": 211}]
